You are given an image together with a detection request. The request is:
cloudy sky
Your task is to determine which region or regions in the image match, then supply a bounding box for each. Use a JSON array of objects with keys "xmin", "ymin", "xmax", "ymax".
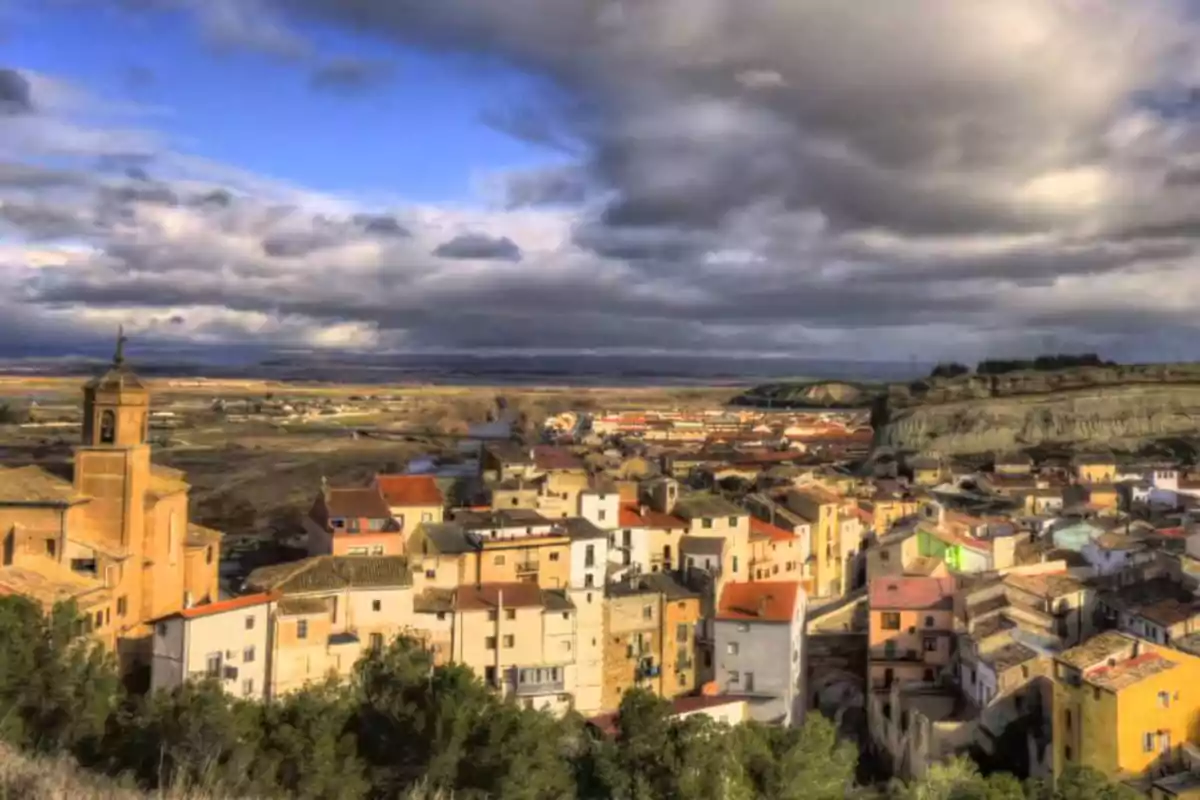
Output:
[{"xmin": 3, "ymin": 1, "xmax": 1200, "ymax": 363}]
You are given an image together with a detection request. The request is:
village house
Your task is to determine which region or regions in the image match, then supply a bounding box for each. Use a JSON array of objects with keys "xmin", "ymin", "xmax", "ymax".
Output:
[
  {"xmin": 713, "ymin": 581, "xmax": 807, "ymax": 725},
  {"xmin": 150, "ymin": 593, "xmax": 274, "ymax": 699},
  {"xmin": 0, "ymin": 333, "xmax": 223, "ymax": 668},
  {"xmin": 868, "ymin": 576, "xmax": 957, "ymax": 692},
  {"xmin": 786, "ymin": 485, "xmax": 845, "ymax": 599},
  {"xmin": 409, "ymin": 513, "xmax": 572, "ymax": 590},
  {"xmin": 1052, "ymin": 631, "xmax": 1200, "ymax": 780},
  {"xmin": 305, "ymin": 486, "xmax": 401, "ymax": 557},
  {"xmin": 747, "ymin": 517, "xmax": 810, "ymax": 588},
  {"xmin": 373, "ymin": 475, "xmax": 445, "ymax": 536},
  {"xmin": 601, "ymin": 572, "xmax": 701, "ymax": 711}
]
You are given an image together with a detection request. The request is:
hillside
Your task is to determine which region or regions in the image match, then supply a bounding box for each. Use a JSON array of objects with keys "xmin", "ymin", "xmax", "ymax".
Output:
[
  {"xmin": 730, "ymin": 380, "xmax": 884, "ymax": 409},
  {"xmin": 871, "ymin": 363, "xmax": 1200, "ymax": 455}
]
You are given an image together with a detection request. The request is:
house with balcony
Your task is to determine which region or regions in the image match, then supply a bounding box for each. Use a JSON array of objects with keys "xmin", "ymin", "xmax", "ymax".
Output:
[
  {"xmin": 615, "ymin": 502, "xmax": 687, "ymax": 574},
  {"xmin": 602, "ymin": 572, "xmax": 701, "ymax": 712},
  {"xmin": 305, "ymin": 486, "xmax": 401, "ymax": 557},
  {"xmin": 713, "ymin": 581, "xmax": 807, "ymax": 725},
  {"xmin": 410, "ymin": 518, "xmax": 572, "ymax": 590},
  {"xmin": 446, "ymin": 582, "xmax": 579, "ymax": 714},
  {"xmin": 786, "ymin": 485, "xmax": 844, "ymax": 600},
  {"xmin": 747, "ymin": 517, "xmax": 810, "ymax": 588},
  {"xmin": 868, "ymin": 576, "xmax": 957, "ymax": 693}
]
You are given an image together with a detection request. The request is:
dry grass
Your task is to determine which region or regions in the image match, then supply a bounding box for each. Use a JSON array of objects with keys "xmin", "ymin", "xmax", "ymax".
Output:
[{"xmin": 0, "ymin": 743, "xmax": 222, "ymax": 800}]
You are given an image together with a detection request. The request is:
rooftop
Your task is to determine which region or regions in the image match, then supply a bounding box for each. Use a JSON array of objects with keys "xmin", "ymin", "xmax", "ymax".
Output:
[
  {"xmin": 1002, "ymin": 571, "xmax": 1086, "ymax": 600},
  {"xmin": 749, "ymin": 517, "xmax": 796, "ymax": 544},
  {"xmin": 559, "ymin": 517, "xmax": 608, "ymax": 541},
  {"xmin": 869, "ymin": 576, "xmax": 955, "ymax": 611},
  {"xmin": 375, "ymin": 475, "xmax": 444, "ymax": 507},
  {"xmin": 185, "ymin": 522, "xmax": 224, "ymax": 548},
  {"xmin": 454, "ymin": 582, "xmax": 549, "ymax": 611},
  {"xmin": 532, "ymin": 446, "xmax": 585, "ymax": 472},
  {"xmin": 454, "ymin": 508, "xmax": 553, "ymax": 530},
  {"xmin": 618, "ymin": 503, "xmax": 687, "ymax": 530},
  {"xmin": 1057, "ymin": 630, "xmax": 1138, "ymax": 670},
  {"xmin": 0, "ymin": 466, "xmax": 86, "ymax": 506},
  {"xmin": 979, "ymin": 641, "xmax": 1040, "ymax": 671},
  {"xmin": 324, "ymin": 488, "xmax": 393, "ymax": 520},
  {"xmin": 674, "ymin": 493, "xmax": 746, "ymax": 520},
  {"xmin": 276, "ymin": 596, "xmax": 331, "ymax": 616},
  {"xmin": 0, "ymin": 559, "xmax": 108, "ymax": 608},
  {"xmin": 606, "ymin": 571, "xmax": 697, "ymax": 601},
  {"xmin": 245, "ymin": 555, "xmax": 411, "ymax": 594},
  {"xmin": 717, "ymin": 581, "xmax": 803, "ymax": 623},
  {"xmin": 1086, "ymin": 651, "xmax": 1177, "ymax": 692},
  {"xmin": 171, "ymin": 592, "xmax": 274, "ymax": 621}
]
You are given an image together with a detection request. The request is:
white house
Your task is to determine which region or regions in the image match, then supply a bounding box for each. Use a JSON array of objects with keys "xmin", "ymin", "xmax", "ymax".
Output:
[{"xmin": 151, "ymin": 593, "xmax": 274, "ymax": 699}]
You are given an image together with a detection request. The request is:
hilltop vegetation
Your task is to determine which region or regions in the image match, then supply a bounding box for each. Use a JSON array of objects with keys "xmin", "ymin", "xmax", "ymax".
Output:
[
  {"xmin": 0, "ymin": 596, "xmax": 1135, "ymax": 800},
  {"xmin": 730, "ymin": 380, "xmax": 884, "ymax": 409}
]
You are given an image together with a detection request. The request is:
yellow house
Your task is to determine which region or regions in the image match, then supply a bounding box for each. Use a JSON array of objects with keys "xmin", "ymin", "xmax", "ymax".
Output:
[
  {"xmin": 409, "ymin": 521, "xmax": 572, "ymax": 589},
  {"xmin": 786, "ymin": 486, "xmax": 843, "ymax": 599},
  {"xmin": 1073, "ymin": 453, "xmax": 1117, "ymax": 484},
  {"xmin": 909, "ymin": 456, "xmax": 944, "ymax": 487},
  {"xmin": 1052, "ymin": 631, "xmax": 1200, "ymax": 780},
  {"xmin": 0, "ymin": 333, "xmax": 222, "ymax": 667}
]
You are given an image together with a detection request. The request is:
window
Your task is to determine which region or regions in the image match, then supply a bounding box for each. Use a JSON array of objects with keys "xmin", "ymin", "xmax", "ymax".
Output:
[
  {"xmin": 678, "ymin": 672, "xmax": 687, "ymax": 687},
  {"xmin": 727, "ymin": 642, "xmax": 740, "ymax": 655},
  {"xmin": 562, "ymin": 611, "xmax": 570, "ymax": 620},
  {"xmin": 1144, "ymin": 732, "xmax": 1156, "ymax": 753},
  {"xmin": 586, "ymin": 592, "xmax": 593, "ymax": 604},
  {"xmin": 550, "ymin": 552, "xmax": 560, "ymax": 562},
  {"xmin": 676, "ymin": 623, "xmax": 689, "ymax": 643},
  {"xmin": 597, "ymin": 509, "xmax": 607, "ymax": 521},
  {"xmin": 243, "ymin": 646, "xmax": 255, "ymax": 663},
  {"xmin": 881, "ymin": 612, "xmax": 901, "ymax": 630},
  {"xmin": 99, "ymin": 410, "xmax": 115, "ymax": 444},
  {"xmin": 1159, "ymin": 691, "xmax": 1171, "ymax": 708},
  {"xmin": 732, "ymin": 556, "xmax": 739, "ymax": 573},
  {"xmin": 1064, "ymin": 710, "xmax": 1072, "ymax": 731},
  {"xmin": 242, "ymin": 678, "xmax": 254, "ymax": 696},
  {"xmin": 485, "ymin": 665, "xmax": 497, "ymax": 686},
  {"xmin": 736, "ymin": 622, "xmax": 750, "ymax": 633},
  {"xmin": 45, "ymin": 538, "xmax": 56, "ymax": 558},
  {"xmin": 370, "ymin": 633, "xmax": 383, "ymax": 652},
  {"xmin": 243, "ymin": 615, "xmax": 255, "ymax": 630},
  {"xmin": 157, "ymin": 622, "xmax": 167, "ymax": 637},
  {"xmin": 347, "ymin": 547, "xmax": 369, "ymax": 556},
  {"xmin": 370, "ymin": 545, "xmax": 384, "ymax": 556},
  {"xmin": 702, "ymin": 518, "xmax": 714, "ymax": 530},
  {"xmin": 372, "ymin": 599, "xmax": 382, "ymax": 612},
  {"xmin": 562, "ymin": 640, "xmax": 572, "ymax": 652},
  {"xmin": 422, "ymin": 512, "xmax": 433, "ymax": 523},
  {"xmin": 728, "ymin": 516, "xmax": 738, "ymax": 527},
  {"xmin": 923, "ymin": 637, "xmax": 937, "ymax": 652},
  {"xmin": 880, "ymin": 549, "xmax": 890, "ymax": 562},
  {"xmin": 728, "ymin": 670, "xmax": 740, "ymax": 684},
  {"xmin": 924, "ymin": 615, "xmax": 935, "ymax": 627},
  {"xmin": 585, "ymin": 545, "xmax": 595, "ymax": 567},
  {"xmin": 585, "ymin": 574, "xmax": 595, "ymax": 588},
  {"xmin": 643, "ymin": 605, "xmax": 653, "ymax": 620},
  {"xmin": 206, "ymin": 547, "xmax": 213, "ymax": 565},
  {"xmin": 486, "ymin": 636, "xmax": 497, "ymax": 650},
  {"xmin": 494, "ymin": 555, "xmax": 506, "ymax": 566},
  {"xmin": 297, "ymin": 620, "xmax": 308, "ymax": 640},
  {"xmin": 117, "ymin": 596, "xmax": 127, "ymax": 617},
  {"xmin": 206, "ymin": 653, "xmax": 222, "ymax": 678},
  {"xmin": 94, "ymin": 611, "xmax": 103, "ymax": 629},
  {"xmin": 744, "ymin": 671, "xmax": 755, "ymax": 691},
  {"xmin": 505, "ymin": 608, "xmax": 516, "ymax": 620},
  {"xmin": 488, "ymin": 610, "xmax": 498, "ymax": 622}
]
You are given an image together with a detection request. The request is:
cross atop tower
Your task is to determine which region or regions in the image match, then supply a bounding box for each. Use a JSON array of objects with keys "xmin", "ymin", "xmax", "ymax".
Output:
[{"xmin": 113, "ymin": 325, "xmax": 128, "ymax": 366}]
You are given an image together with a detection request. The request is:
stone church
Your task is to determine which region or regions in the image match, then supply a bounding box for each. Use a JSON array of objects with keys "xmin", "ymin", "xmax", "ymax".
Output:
[{"xmin": 0, "ymin": 331, "xmax": 222, "ymax": 666}]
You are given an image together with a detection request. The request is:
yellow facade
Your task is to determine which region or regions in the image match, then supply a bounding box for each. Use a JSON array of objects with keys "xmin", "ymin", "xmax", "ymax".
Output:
[
  {"xmin": 788, "ymin": 488, "xmax": 842, "ymax": 598},
  {"xmin": 1076, "ymin": 462, "xmax": 1117, "ymax": 484},
  {"xmin": 1053, "ymin": 633, "xmax": 1200, "ymax": 780}
]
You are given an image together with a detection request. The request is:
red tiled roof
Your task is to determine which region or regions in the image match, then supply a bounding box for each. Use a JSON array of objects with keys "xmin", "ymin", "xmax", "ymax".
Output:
[
  {"xmin": 749, "ymin": 517, "xmax": 796, "ymax": 544},
  {"xmin": 454, "ymin": 582, "xmax": 544, "ymax": 611},
  {"xmin": 325, "ymin": 487, "xmax": 392, "ymax": 519},
  {"xmin": 619, "ymin": 502, "xmax": 687, "ymax": 530},
  {"xmin": 375, "ymin": 475, "xmax": 444, "ymax": 507},
  {"xmin": 533, "ymin": 445, "xmax": 585, "ymax": 472},
  {"xmin": 716, "ymin": 581, "xmax": 804, "ymax": 622},
  {"xmin": 869, "ymin": 577, "xmax": 955, "ymax": 610},
  {"xmin": 176, "ymin": 592, "xmax": 275, "ymax": 620}
]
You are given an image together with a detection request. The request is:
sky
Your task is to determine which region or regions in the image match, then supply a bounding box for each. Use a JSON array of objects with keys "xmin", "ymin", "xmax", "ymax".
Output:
[{"xmin": 3, "ymin": 0, "xmax": 1200, "ymax": 363}]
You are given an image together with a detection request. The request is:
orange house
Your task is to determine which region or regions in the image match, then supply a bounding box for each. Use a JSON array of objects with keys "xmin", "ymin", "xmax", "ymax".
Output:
[
  {"xmin": 747, "ymin": 517, "xmax": 810, "ymax": 589},
  {"xmin": 306, "ymin": 487, "xmax": 402, "ymax": 557},
  {"xmin": 868, "ymin": 576, "xmax": 956, "ymax": 690}
]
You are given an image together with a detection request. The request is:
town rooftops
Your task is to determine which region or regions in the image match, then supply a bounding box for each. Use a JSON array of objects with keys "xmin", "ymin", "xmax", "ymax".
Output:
[
  {"xmin": 717, "ymin": 581, "xmax": 803, "ymax": 623},
  {"xmin": 560, "ymin": 517, "xmax": 608, "ymax": 541},
  {"xmin": 978, "ymin": 641, "xmax": 1040, "ymax": 672},
  {"xmin": 166, "ymin": 592, "xmax": 275, "ymax": 621},
  {"xmin": 869, "ymin": 577, "xmax": 956, "ymax": 611},
  {"xmin": 276, "ymin": 596, "xmax": 332, "ymax": 616},
  {"xmin": 1071, "ymin": 451, "xmax": 1116, "ymax": 465},
  {"xmin": 674, "ymin": 493, "xmax": 746, "ymax": 520},
  {"xmin": 244, "ymin": 555, "xmax": 411, "ymax": 594},
  {"xmin": 749, "ymin": 517, "xmax": 796, "ymax": 544},
  {"xmin": 1056, "ymin": 630, "xmax": 1138, "ymax": 670},
  {"xmin": 453, "ymin": 508, "xmax": 554, "ymax": 530},
  {"xmin": 1002, "ymin": 571, "xmax": 1086, "ymax": 600},
  {"xmin": 618, "ymin": 503, "xmax": 686, "ymax": 530},
  {"xmin": 454, "ymin": 582, "xmax": 567, "ymax": 612},
  {"xmin": 606, "ymin": 571, "xmax": 696, "ymax": 601},
  {"xmin": 0, "ymin": 465, "xmax": 87, "ymax": 506},
  {"xmin": 324, "ymin": 488, "xmax": 393, "ymax": 520},
  {"xmin": 484, "ymin": 442, "xmax": 534, "ymax": 465},
  {"xmin": 0, "ymin": 560, "xmax": 109, "ymax": 608},
  {"xmin": 375, "ymin": 475, "xmax": 444, "ymax": 507},
  {"xmin": 1086, "ymin": 650, "xmax": 1177, "ymax": 692},
  {"xmin": 532, "ymin": 445, "xmax": 585, "ymax": 472}
]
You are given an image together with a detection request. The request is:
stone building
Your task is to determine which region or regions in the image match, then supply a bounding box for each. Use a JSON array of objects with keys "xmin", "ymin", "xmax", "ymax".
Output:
[{"xmin": 0, "ymin": 330, "xmax": 223, "ymax": 669}]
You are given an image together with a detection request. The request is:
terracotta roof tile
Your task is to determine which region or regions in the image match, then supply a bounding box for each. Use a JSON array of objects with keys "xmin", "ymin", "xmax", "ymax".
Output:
[
  {"xmin": 0, "ymin": 466, "xmax": 86, "ymax": 506},
  {"xmin": 716, "ymin": 581, "xmax": 803, "ymax": 622},
  {"xmin": 177, "ymin": 592, "xmax": 275, "ymax": 620},
  {"xmin": 869, "ymin": 576, "xmax": 956, "ymax": 610},
  {"xmin": 618, "ymin": 502, "xmax": 687, "ymax": 530},
  {"xmin": 749, "ymin": 517, "xmax": 796, "ymax": 544},
  {"xmin": 325, "ymin": 488, "xmax": 392, "ymax": 519},
  {"xmin": 454, "ymin": 582, "xmax": 545, "ymax": 611},
  {"xmin": 245, "ymin": 555, "xmax": 411, "ymax": 594},
  {"xmin": 375, "ymin": 475, "xmax": 444, "ymax": 507}
]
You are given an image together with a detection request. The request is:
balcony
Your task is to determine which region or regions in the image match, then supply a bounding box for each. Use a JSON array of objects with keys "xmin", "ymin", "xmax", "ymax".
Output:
[
  {"xmin": 636, "ymin": 659, "xmax": 661, "ymax": 680},
  {"xmin": 509, "ymin": 666, "xmax": 565, "ymax": 696}
]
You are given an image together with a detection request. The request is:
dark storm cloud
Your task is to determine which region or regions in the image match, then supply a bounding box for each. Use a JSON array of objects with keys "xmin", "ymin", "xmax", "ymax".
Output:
[
  {"xmin": 352, "ymin": 213, "xmax": 409, "ymax": 237},
  {"xmin": 503, "ymin": 166, "xmax": 589, "ymax": 208},
  {"xmin": 0, "ymin": 68, "xmax": 33, "ymax": 115},
  {"xmin": 309, "ymin": 58, "xmax": 393, "ymax": 92},
  {"xmin": 0, "ymin": 203, "xmax": 89, "ymax": 240},
  {"xmin": 432, "ymin": 233, "xmax": 523, "ymax": 262}
]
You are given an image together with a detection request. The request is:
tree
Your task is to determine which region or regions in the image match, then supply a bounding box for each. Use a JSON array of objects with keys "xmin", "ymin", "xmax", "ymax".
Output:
[{"xmin": 929, "ymin": 363, "xmax": 970, "ymax": 380}]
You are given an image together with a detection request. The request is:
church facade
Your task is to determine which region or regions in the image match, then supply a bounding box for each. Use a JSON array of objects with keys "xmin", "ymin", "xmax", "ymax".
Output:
[{"xmin": 0, "ymin": 334, "xmax": 222, "ymax": 664}]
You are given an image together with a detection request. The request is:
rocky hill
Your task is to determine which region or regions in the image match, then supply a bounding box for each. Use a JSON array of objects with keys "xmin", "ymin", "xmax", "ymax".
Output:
[
  {"xmin": 731, "ymin": 380, "xmax": 884, "ymax": 409},
  {"xmin": 871, "ymin": 364, "xmax": 1200, "ymax": 456}
]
